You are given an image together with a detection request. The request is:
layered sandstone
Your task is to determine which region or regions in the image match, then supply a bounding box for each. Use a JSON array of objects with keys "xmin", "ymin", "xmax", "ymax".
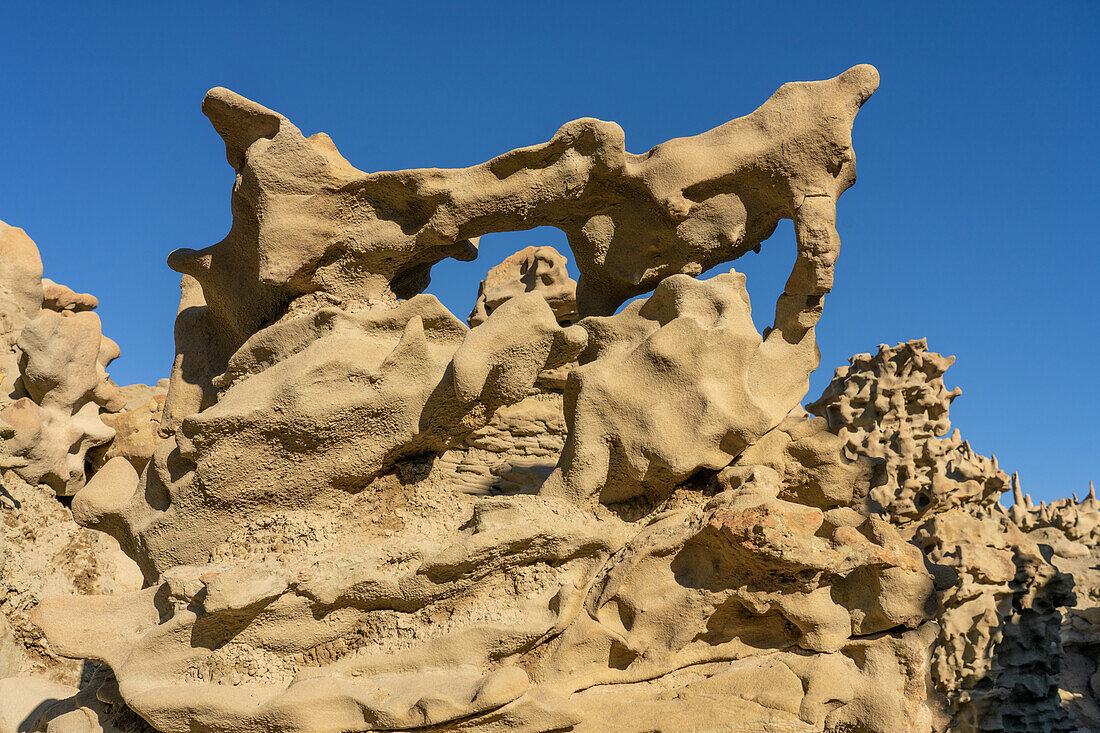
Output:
[{"xmin": 1, "ymin": 64, "xmax": 1095, "ymax": 733}]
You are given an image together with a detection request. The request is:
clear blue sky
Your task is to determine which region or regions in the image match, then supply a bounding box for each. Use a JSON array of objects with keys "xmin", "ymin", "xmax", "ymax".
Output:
[{"xmin": 1, "ymin": 2, "xmax": 1096, "ymax": 502}]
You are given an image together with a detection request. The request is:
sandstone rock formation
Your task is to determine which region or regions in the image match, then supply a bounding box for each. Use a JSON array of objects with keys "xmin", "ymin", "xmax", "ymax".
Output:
[
  {"xmin": 0, "ymin": 222, "xmax": 45, "ymax": 408},
  {"xmin": 544, "ymin": 269, "xmax": 821, "ymax": 505},
  {"xmin": 1004, "ymin": 483, "xmax": 1100, "ymax": 731},
  {"xmin": 0, "ymin": 223, "xmax": 161, "ymax": 733},
  {"xmin": 27, "ymin": 66, "xmax": 951, "ymax": 733},
  {"xmin": 0, "ymin": 223, "xmax": 121, "ymax": 495},
  {"xmin": 46, "ymin": 245, "xmax": 944, "ymax": 732},
  {"xmin": 811, "ymin": 338, "xmax": 1098, "ymax": 732},
  {"xmin": 0, "ymin": 222, "xmax": 166, "ymax": 496},
  {"xmin": 162, "ymin": 64, "xmax": 879, "ymax": 428},
  {"xmin": 468, "ymin": 245, "xmax": 577, "ymax": 328},
  {"xmin": 2, "ymin": 310, "xmax": 125, "ymax": 495},
  {"xmin": 0, "ymin": 471, "xmax": 142, "ymax": 684},
  {"xmin": 89, "ymin": 380, "xmax": 170, "ymax": 476},
  {"xmin": 41, "ymin": 279, "xmax": 99, "ymax": 313},
  {"xmin": 808, "ymin": 338, "xmax": 1009, "ymax": 521},
  {"xmin": 0, "ymin": 461, "xmax": 147, "ymax": 733},
  {"xmin": 2, "ymin": 65, "xmax": 1096, "ymax": 733}
]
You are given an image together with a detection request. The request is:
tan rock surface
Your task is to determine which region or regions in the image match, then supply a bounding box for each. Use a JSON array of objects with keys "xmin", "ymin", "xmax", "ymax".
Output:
[
  {"xmin": 1006, "ymin": 483, "xmax": 1100, "ymax": 730},
  {"xmin": 89, "ymin": 381, "xmax": 169, "ymax": 476},
  {"xmin": 810, "ymin": 338, "xmax": 1093, "ymax": 732},
  {"xmin": 544, "ymin": 269, "xmax": 821, "ymax": 505},
  {"xmin": 0, "ymin": 222, "xmax": 154, "ymax": 733},
  {"xmin": 40, "ymin": 410, "xmax": 945, "ymax": 732},
  {"xmin": 0, "ymin": 221, "xmax": 44, "ymax": 407},
  {"xmin": 77, "ymin": 292, "xmax": 584, "ymax": 582},
  {"xmin": 0, "ymin": 677, "xmax": 79, "ymax": 733},
  {"xmin": 32, "ymin": 67, "xmax": 986, "ymax": 733},
  {"xmin": 1, "ymin": 310, "xmax": 123, "ymax": 495},
  {"xmin": 164, "ymin": 66, "xmax": 877, "ymax": 427},
  {"xmin": 41, "ymin": 279, "xmax": 99, "ymax": 313},
  {"xmin": 0, "ymin": 222, "xmax": 133, "ymax": 497},
  {"xmin": 467, "ymin": 245, "xmax": 578, "ymax": 328},
  {"xmin": 0, "ymin": 471, "xmax": 142, "ymax": 687},
  {"xmin": 808, "ymin": 338, "xmax": 1009, "ymax": 521},
  {"xmin": 10, "ymin": 64, "xmax": 1096, "ymax": 733}
]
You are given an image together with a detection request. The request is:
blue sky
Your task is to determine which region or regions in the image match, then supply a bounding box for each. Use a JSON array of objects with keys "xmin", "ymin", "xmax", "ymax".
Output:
[{"xmin": 1, "ymin": 2, "xmax": 1096, "ymax": 502}]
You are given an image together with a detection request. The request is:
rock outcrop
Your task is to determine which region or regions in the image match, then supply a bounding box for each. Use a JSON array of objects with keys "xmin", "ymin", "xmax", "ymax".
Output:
[
  {"xmin": 0, "ymin": 225, "xmax": 121, "ymax": 496},
  {"xmin": 1, "ymin": 65, "xmax": 1095, "ymax": 733},
  {"xmin": 808, "ymin": 338, "xmax": 1009, "ymax": 521},
  {"xmin": 545, "ymin": 269, "xmax": 821, "ymax": 505},
  {"xmin": 0, "ymin": 223, "xmax": 161, "ymax": 733},
  {"xmin": 0, "ymin": 471, "xmax": 142, "ymax": 686},
  {"xmin": 29, "ymin": 67, "xmax": 965, "ymax": 733},
  {"xmin": 0, "ymin": 224, "xmax": 45, "ymax": 395},
  {"xmin": 37, "ymin": 272, "xmax": 949, "ymax": 731},
  {"xmin": 1004, "ymin": 483, "xmax": 1100, "ymax": 731},
  {"xmin": 0, "ymin": 222, "xmax": 172, "ymax": 498},
  {"xmin": 89, "ymin": 380, "xmax": 170, "ymax": 477},
  {"xmin": 162, "ymin": 65, "xmax": 879, "ymax": 428},
  {"xmin": 468, "ymin": 245, "xmax": 577, "ymax": 328},
  {"xmin": 811, "ymin": 338, "xmax": 1097, "ymax": 732}
]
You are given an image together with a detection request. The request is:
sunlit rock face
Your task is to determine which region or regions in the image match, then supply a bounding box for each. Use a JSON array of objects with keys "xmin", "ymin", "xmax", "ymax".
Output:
[
  {"xmin": 27, "ymin": 65, "xmax": 956, "ymax": 733},
  {"xmin": 810, "ymin": 338, "xmax": 1099, "ymax": 732},
  {"xmin": 467, "ymin": 245, "xmax": 578, "ymax": 328},
  {"xmin": 0, "ymin": 222, "xmax": 151, "ymax": 731},
  {"xmin": 808, "ymin": 338, "xmax": 1010, "ymax": 522},
  {"xmin": 0, "ymin": 222, "xmax": 167, "ymax": 500},
  {"xmin": 160, "ymin": 64, "xmax": 880, "ymax": 422},
  {"xmin": 6, "ymin": 63, "xmax": 1092, "ymax": 733},
  {"xmin": 0, "ymin": 222, "xmax": 120, "ymax": 496}
]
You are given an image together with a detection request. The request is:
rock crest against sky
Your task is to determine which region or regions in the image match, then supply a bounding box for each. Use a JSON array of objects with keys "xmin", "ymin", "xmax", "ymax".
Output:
[{"xmin": 0, "ymin": 65, "xmax": 1098, "ymax": 733}]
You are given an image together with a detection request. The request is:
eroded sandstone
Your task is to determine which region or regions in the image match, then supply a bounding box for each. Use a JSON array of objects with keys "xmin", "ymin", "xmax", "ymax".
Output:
[{"xmin": 1, "ymin": 65, "xmax": 1095, "ymax": 733}]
